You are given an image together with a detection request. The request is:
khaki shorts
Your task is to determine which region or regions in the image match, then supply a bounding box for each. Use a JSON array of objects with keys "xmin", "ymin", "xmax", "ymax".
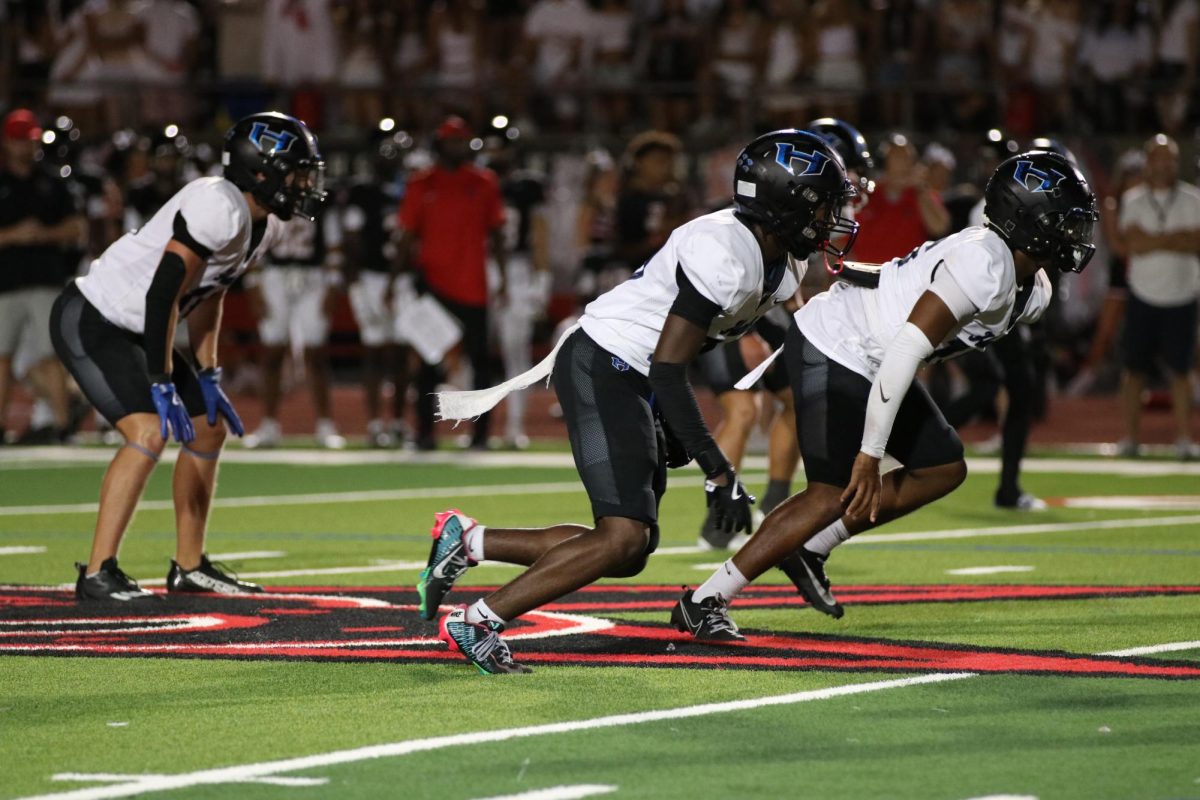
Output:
[{"xmin": 0, "ymin": 286, "xmax": 58, "ymax": 365}]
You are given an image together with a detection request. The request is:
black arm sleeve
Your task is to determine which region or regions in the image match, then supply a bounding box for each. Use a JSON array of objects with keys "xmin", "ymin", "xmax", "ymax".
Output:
[
  {"xmin": 144, "ymin": 250, "xmax": 188, "ymax": 383},
  {"xmin": 647, "ymin": 269, "xmax": 731, "ymax": 476},
  {"xmin": 172, "ymin": 212, "xmax": 214, "ymax": 259},
  {"xmin": 671, "ymin": 265, "xmax": 723, "ymax": 328},
  {"xmin": 647, "ymin": 361, "xmax": 728, "ymax": 477}
]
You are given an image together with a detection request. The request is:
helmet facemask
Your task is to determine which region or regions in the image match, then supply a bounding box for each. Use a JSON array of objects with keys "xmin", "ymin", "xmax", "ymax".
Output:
[
  {"xmin": 772, "ymin": 182, "xmax": 859, "ymax": 260},
  {"xmin": 1020, "ymin": 204, "xmax": 1098, "ymax": 274},
  {"xmin": 255, "ymin": 154, "xmax": 326, "ymax": 221}
]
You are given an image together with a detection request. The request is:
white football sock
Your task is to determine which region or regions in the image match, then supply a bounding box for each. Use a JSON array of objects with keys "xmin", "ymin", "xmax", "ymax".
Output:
[
  {"xmin": 803, "ymin": 519, "xmax": 851, "ymax": 557},
  {"xmin": 463, "ymin": 524, "xmax": 486, "ymax": 562},
  {"xmin": 465, "ymin": 598, "xmax": 505, "ymax": 627},
  {"xmin": 692, "ymin": 559, "xmax": 749, "ymax": 603}
]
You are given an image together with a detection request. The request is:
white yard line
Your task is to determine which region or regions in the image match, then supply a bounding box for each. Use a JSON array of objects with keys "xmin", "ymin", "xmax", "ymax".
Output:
[
  {"xmin": 0, "ymin": 546, "xmax": 47, "ymax": 555},
  {"xmin": 1104, "ymin": 640, "xmax": 1200, "ymax": 657},
  {"xmin": 205, "ymin": 551, "xmax": 287, "ymax": 561},
  {"xmin": 12, "ymin": 673, "xmax": 973, "ymax": 800},
  {"xmin": 471, "ymin": 786, "xmax": 617, "ymax": 800},
  {"xmin": 945, "ymin": 566, "xmax": 1035, "ymax": 576},
  {"xmin": 5, "ymin": 447, "xmax": 1200, "ymax": 477},
  {"xmin": 10, "ymin": 638, "xmax": 1199, "ymax": 800},
  {"xmin": 51, "ymin": 775, "xmax": 328, "ymax": 788}
]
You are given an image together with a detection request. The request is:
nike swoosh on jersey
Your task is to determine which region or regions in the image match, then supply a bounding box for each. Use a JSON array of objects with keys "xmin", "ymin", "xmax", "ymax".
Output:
[{"xmin": 879, "ymin": 384, "xmax": 891, "ymax": 403}]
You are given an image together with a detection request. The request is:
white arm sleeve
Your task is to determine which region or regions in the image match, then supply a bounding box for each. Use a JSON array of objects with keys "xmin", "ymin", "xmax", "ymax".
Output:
[{"xmin": 860, "ymin": 322, "xmax": 936, "ymax": 459}]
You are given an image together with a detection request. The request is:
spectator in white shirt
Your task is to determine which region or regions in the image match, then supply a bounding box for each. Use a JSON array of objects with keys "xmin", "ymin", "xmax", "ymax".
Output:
[{"xmin": 1117, "ymin": 134, "xmax": 1200, "ymax": 460}]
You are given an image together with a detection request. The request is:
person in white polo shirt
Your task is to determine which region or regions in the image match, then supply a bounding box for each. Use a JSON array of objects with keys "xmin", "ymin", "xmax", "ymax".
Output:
[{"xmin": 1117, "ymin": 134, "xmax": 1200, "ymax": 460}]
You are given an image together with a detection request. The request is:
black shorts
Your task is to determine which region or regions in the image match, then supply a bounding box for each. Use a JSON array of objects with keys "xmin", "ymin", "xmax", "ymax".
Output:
[
  {"xmin": 697, "ymin": 338, "xmax": 790, "ymax": 396},
  {"xmin": 50, "ymin": 282, "xmax": 206, "ymax": 426},
  {"xmin": 1122, "ymin": 294, "xmax": 1198, "ymax": 376},
  {"xmin": 785, "ymin": 322, "xmax": 963, "ymax": 487},
  {"xmin": 553, "ymin": 329, "xmax": 665, "ymax": 553}
]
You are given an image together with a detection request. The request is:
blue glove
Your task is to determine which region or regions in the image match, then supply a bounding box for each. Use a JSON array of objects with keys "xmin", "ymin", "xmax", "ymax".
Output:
[
  {"xmin": 198, "ymin": 367, "xmax": 244, "ymax": 436},
  {"xmin": 150, "ymin": 382, "xmax": 195, "ymax": 443}
]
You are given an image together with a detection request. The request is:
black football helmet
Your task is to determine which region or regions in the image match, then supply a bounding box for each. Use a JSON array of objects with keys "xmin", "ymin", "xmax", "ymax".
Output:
[
  {"xmin": 808, "ymin": 118, "xmax": 873, "ymax": 176},
  {"xmin": 984, "ymin": 150, "xmax": 1098, "ymax": 273},
  {"xmin": 733, "ymin": 129, "xmax": 859, "ymax": 259},
  {"xmin": 223, "ymin": 112, "xmax": 325, "ymax": 221}
]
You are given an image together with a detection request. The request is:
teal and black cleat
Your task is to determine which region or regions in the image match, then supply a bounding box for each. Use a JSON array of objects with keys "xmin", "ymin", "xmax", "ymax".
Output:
[
  {"xmin": 438, "ymin": 607, "xmax": 532, "ymax": 675},
  {"xmin": 417, "ymin": 509, "xmax": 478, "ymax": 620}
]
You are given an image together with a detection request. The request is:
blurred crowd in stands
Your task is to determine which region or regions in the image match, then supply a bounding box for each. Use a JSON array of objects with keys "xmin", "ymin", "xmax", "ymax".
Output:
[
  {"xmin": 1, "ymin": 0, "xmax": 1199, "ymax": 450},
  {"xmin": 2, "ymin": 0, "xmax": 1199, "ymax": 138}
]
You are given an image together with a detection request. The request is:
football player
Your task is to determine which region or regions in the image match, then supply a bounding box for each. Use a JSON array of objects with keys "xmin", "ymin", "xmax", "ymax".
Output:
[
  {"xmin": 675, "ymin": 150, "xmax": 1097, "ymax": 638},
  {"xmin": 50, "ymin": 112, "xmax": 325, "ymax": 601},
  {"xmin": 423, "ymin": 129, "xmax": 859, "ymax": 673}
]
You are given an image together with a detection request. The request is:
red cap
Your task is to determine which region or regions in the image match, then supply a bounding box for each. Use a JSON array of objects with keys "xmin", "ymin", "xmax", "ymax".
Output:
[
  {"xmin": 435, "ymin": 116, "xmax": 472, "ymax": 141},
  {"xmin": 3, "ymin": 109, "xmax": 42, "ymax": 142}
]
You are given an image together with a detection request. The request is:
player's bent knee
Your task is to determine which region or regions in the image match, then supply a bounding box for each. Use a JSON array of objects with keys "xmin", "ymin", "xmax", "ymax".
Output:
[
  {"xmin": 122, "ymin": 419, "xmax": 167, "ymax": 456},
  {"xmin": 192, "ymin": 419, "xmax": 227, "ymax": 451}
]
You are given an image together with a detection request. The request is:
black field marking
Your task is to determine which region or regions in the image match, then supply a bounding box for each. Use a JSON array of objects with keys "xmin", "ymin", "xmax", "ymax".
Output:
[{"xmin": 1, "ymin": 585, "xmax": 1198, "ymax": 678}]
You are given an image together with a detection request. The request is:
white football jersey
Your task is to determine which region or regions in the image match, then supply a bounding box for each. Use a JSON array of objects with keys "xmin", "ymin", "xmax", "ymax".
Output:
[
  {"xmin": 579, "ymin": 208, "xmax": 803, "ymax": 376},
  {"xmin": 77, "ymin": 177, "xmax": 282, "ymax": 333},
  {"xmin": 798, "ymin": 226, "xmax": 1051, "ymax": 378}
]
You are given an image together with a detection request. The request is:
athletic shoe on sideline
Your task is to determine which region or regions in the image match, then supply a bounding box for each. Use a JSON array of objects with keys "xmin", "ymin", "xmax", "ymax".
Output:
[
  {"xmin": 315, "ymin": 418, "xmax": 347, "ymax": 450},
  {"xmin": 995, "ymin": 491, "xmax": 1048, "ymax": 511},
  {"xmin": 243, "ymin": 418, "xmax": 281, "ymax": 449},
  {"xmin": 670, "ymin": 588, "xmax": 744, "ymax": 641},
  {"xmin": 417, "ymin": 509, "xmax": 478, "ymax": 620},
  {"xmin": 438, "ymin": 607, "xmax": 532, "ymax": 674},
  {"xmin": 167, "ymin": 554, "xmax": 264, "ymax": 594},
  {"xmin": 778, "ymin": 549, "xmax": 844, "ymax": 619},
  {"xmin": 75, "ymin": 558, "xmax": 159, "ymax": 602}
]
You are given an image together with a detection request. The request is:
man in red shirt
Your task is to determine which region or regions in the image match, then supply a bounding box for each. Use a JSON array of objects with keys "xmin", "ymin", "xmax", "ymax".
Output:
[
  {"xmin": 851, "ymin": 133, "xmax": 951, "ymax": 264},
  {"xmin": 395, "ymin": 117, "xmax": 507, "ymax": 450}
]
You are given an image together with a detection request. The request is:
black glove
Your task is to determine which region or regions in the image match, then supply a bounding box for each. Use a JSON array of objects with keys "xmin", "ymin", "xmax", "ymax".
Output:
[{"xmin": 704, "ymin": 466, "xmax": 756, "ymax": 534}]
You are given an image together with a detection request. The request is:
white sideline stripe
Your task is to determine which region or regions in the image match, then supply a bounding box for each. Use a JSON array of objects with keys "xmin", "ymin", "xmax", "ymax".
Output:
[
  {"xmin": 13, "ymin": 641, "xmax": 1198, "ymax": 800},
  {"xmin": 14, "ymin": 674, "xmax": 973, "ymax": 800},
  {"xmin": 1104, "ymin": 640, "xmax": 1200, "ymax": 657},
  {"xmin": 136, "ymin": 561, "xmax": 428, "ymax": 586},
  {"xmin": 6, "ymin": 447, "xmax": 1200, "ymax": 477},
  {"xmin": 961, "ymin": 795, "xmax": 1038, "ymax": 800},
  {"xmin": 0, "ymin": 546, "xmax": 46, "ymax": 556},
  {"xmin": 945, "ymin": 566, "xmax": 1035, "ymax": 576},
  {"xmin": 851, "ymin": 514, "xmax": 1200, "ymax": 544},
  {"xmin": 51, "ymin": 775, "xmax": 328, "ymax": 788},
  {"xmin": 472, "ymin": 786, "xmax": 617, "ymax": 800},
  {"xmin": 1056, "ymin": 495, "xmax": 1200, "ymax": 511},
  {"xmin": 205, "ymin": 551, "xmax": 287, "ymax": 561}
]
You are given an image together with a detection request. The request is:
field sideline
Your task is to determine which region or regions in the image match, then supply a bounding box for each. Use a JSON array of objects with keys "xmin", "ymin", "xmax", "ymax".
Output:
[{"xmin": 1, "ymin": 448, "xmax": 1198, "ymax": 800}]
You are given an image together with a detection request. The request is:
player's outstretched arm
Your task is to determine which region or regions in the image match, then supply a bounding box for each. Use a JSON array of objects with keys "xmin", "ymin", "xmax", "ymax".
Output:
[
  {"xmin": 187, "ymin": 291, "xmax": 244, "ymax": 436},
  {"xmin": 648, "ymin": 273, "xmax": 755, "ymax": 534},
  {"xmin": 145, "ymin": 239, "xmax": 205, "ymax": 443},
  {"xmin": 845, "ymin": 290, "xmax": 960, "ymax": 522}
]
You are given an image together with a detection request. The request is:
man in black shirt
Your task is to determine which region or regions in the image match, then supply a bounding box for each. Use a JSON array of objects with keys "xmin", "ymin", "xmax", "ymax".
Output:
[{"xmin": 0, "ymin": 109, "xmax": 86, "ymax": 441}]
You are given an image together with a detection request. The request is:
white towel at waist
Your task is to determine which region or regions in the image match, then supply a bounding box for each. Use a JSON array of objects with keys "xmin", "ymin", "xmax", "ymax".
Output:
[{"xmin": 436, "ymin": 322, "xmax": 582, "ymax": 421}]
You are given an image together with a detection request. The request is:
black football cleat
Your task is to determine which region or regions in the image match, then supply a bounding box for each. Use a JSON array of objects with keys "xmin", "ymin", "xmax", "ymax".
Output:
[
  {"xmin": 778, "ymin": 549, "xmax": 844, "ymax": 619},
  {"xmin": 75, "ymin": 558, "xmax": 159, "ymax": 602},
  {"xmin": 167, "ymin": 554, "xmax": 264, "ymax": 594},
  {"xmin": 670, "ymin": 588, "xmax": 744, "ymax": 641}
]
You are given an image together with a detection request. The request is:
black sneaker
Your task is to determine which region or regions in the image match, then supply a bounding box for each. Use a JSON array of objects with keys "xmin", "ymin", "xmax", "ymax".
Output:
[
  {"xmin": 75, "ymin": 558, "xmax": 159, "ymax": 602},
  {"xmin": 167, "ymin": 555, "xmax": 264, "ymax": 594},
  {"xmin": 670, "ymin": 588, "xmax": 744, "ymax": 641},
  {"xmin": 778, "ymin": 549, "xmax": 844, "ymax": 619}
]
